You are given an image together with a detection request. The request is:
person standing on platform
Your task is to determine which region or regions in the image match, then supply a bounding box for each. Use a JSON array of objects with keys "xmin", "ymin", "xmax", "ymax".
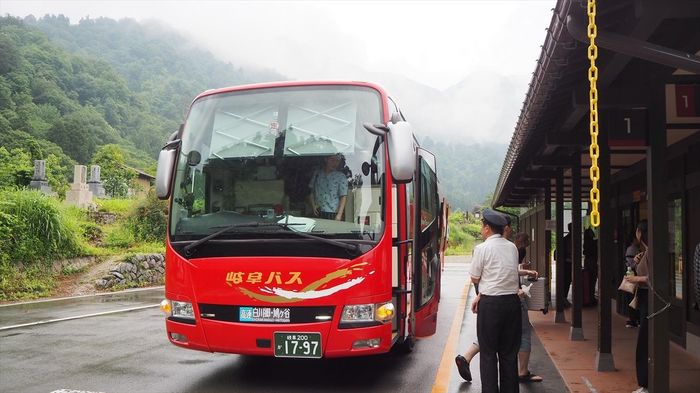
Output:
[
  {"xmin": 562, "ymin": 223, "xmax": 573, "ymax": 307},
  {"xmin": 456, "ymin": 219, "xmax": 542, "ymax": 384},
  {"xmin": 455, "ymin": 209, "xmax": 521, "ymax": 393},
  {"xmin": 624, "ymin": 220, "xmax": 650, "ymax": 393},
  {"xmin": 513, "ymin": 232, "xmax": 543, "ymax": 383},
  {"xmin": 583, "ymin": 227, "xmax": 599, "ymax": 306},
  {"xmin": 455, "ymin": 230, "xmax": 542, "ymax": 382},
  {"xmin": 554, "ymin": 223, "xmax": 573, "ymax": 307},
  {"xmin": 624, "ymin": 229, "xmax": 643, "ymax": 328}
]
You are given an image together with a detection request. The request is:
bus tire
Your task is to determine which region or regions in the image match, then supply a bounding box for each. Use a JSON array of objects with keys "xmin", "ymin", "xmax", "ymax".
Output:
[{"xmin": 399, "ymin": 335, "xmax": 415, "ymax": 353}]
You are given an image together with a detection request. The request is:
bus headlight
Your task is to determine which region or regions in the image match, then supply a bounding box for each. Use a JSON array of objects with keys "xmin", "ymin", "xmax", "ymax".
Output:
[
  {"xmin": 162, "ymin": 299, "xmax": 195, "ymax": 320},
  {"xmin": 172, "ymin": 300, "xmax": 195, "ymax": 320},
  {"xmin": 340, "ymin": 301, "xmax": 394, "ymax": 326},
  {"xmin": 341, "ymin": 304, "xmax": 374, "ymax": 323}
]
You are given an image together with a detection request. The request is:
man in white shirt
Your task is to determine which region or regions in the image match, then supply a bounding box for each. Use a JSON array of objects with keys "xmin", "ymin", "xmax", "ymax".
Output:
[{"xmin": 456, "ymin": 209, "xmax": 521, "ymax": 393}]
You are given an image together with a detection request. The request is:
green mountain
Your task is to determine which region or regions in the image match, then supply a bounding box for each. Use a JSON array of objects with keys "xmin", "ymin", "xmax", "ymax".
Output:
[
  {"xmin": 23, "ymin": 15, "xmax": 284, "ymax": 144},
  {"xmin": 0, "ymin": 14, "xmax": 501, "ymax": 209},
  {"xmin": 0, "ymin": 15, "xmax": 282, "ymax": 179},
  {"xmin": 421, "ymin": 137, "xmax": 506, "ymax": 211}
]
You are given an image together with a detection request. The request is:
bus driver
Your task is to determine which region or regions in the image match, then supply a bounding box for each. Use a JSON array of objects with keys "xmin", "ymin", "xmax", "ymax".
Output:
[{"xmin": 307, "ymin": 154, "xmax": 348, "ymax": 220}]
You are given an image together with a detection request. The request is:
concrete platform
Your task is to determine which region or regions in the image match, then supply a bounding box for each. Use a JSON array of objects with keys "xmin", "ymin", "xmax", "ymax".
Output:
[{"xmin": 530, "ymin": 304, "xmax": 700, "ymax": 393}]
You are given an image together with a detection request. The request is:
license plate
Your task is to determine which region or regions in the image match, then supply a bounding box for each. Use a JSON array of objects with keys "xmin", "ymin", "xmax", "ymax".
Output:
[{"xmin": 274, "ymin": 332, "xmax": 322, "ymax": 358}]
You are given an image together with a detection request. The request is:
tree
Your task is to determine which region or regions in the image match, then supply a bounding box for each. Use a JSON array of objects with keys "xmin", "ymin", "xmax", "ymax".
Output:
[
  {"xmin": 91, "ymin": 144, "xmax": 135, "ymax": 197},
  {"xmin": 44, "ymin": 153, "xmax": 70, "ymax": 195},
  {"xmin": 47, "ymin": 107, "xmax": 119, "ymax": 163},
  {"xmin": 0, "ymin": 33, "xmax": 21, "ymax": 74},
  {"xmin": 0, "ymin": 147, "xmax": 33, "ymax": 188}
]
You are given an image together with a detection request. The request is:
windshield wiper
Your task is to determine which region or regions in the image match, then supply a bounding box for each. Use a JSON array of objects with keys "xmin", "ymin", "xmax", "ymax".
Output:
[
  {"xmin": 182, "ymin": 221, "xmax": 359, "ymax": 257},
  {"xmin": 274, "ymin": 226, "xmax": 361, "ymax": 254}
]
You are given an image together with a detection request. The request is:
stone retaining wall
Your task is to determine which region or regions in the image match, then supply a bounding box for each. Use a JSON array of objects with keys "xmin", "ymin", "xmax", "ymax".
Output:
[
  {"xmin": 89, "ymin": 211, "xmax": 118, "ymax": 225},
  {"xmin": 52, "ymin": 256, "xmax": 98, "ymax": 273},
  {"xmin": 95, "ymin": 253, "xmax": 165, "ymax": 290}
]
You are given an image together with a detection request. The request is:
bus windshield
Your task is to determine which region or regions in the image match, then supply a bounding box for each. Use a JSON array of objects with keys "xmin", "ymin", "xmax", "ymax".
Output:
[{"xmin": 169, "ymin": 85, "xmax": 386, "ymax": 247}]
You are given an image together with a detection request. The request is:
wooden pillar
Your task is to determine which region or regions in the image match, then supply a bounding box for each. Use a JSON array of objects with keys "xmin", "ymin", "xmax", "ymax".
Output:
[
  {"xmin": 545, "ymin": 187, "xmax": 552, "ymax": 311},
  {"xmin": 596, "ymin": 111, "xmax": 615, "ymax": 371},
  {"xmin": 648, "ymin": 81, "xmax": 669, "ymax": 393},
  {"xmin": 555, "ymin": 169, "xmax": 567, "ymax": 323},
  {"xmin": 571, "ymin": 153, "xmax": 584, "ymax": 340}
]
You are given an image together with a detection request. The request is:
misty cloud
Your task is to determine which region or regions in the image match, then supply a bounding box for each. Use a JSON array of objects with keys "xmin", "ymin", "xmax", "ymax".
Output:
[{"xmin": 3, "ymin": 0, "xmax": 555, "ymax": 143}]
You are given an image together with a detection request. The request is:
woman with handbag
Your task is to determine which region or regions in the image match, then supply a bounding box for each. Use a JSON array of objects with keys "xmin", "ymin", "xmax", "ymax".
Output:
[
  {"xmin": 624, "ymin": 230, "xmax": 643, "ymax": 328},
  {"xmin": 624, "ymin": 220, "xmax": 649, "ymax": 393}
]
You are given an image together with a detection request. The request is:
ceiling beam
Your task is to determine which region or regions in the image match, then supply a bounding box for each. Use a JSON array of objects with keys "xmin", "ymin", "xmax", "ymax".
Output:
[
  {"xmin": 515, "ymin": 179, "xmax": 550, "ymax": 188},
  {"xmin": 522, "ymin": 169, "xmax": 559, "ymax": 179},
  {"xmin": 545, "ymin": 130, "xmax": 588, "ymax": 147},
  {"xmin": 572, "ymin": 85, "xmax": 652, "ymax": 108},
  {"xmin": 532, "ymin": 155, "xmax": 577, "ymax": 167}
]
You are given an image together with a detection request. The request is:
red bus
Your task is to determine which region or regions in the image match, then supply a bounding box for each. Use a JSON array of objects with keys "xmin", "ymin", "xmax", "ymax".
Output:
[{"xmin": 155, "ymin": 81, "xmax": 444, "ymax": 358}]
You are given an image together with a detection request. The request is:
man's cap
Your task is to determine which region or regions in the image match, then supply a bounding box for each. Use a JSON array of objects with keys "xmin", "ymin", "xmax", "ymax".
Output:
[
  {"xmin": 504, "ymin": 215, "xmax": 512, "ymax": 226},
  {"xmin": 482, "ymin": 208, "xmax": 508, "ymax": 228}
]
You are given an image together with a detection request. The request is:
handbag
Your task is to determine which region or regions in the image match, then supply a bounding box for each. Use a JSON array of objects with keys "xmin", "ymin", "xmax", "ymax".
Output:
[
  {"xmin": 618, "ymin": 277, "xmax": 637, "ymax": 294},
  {"xmin": 629, "ymin": 288, "xmax": 639, "ymax": 309}
]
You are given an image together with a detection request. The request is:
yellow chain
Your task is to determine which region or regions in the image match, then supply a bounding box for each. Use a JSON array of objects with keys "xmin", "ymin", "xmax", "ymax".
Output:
[{"xmin": 587, "ymin": 0, "xmax": 600, "ymax": 227}]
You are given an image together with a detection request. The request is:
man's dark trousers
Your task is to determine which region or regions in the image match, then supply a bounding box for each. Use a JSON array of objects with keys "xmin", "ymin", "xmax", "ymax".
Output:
[{"xmin": 477, "ymin": 294, "xmax": 522, "ymax": 393}]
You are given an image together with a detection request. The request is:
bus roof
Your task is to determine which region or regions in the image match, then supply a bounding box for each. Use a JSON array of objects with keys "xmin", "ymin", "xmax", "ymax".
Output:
[{"xmin": 193, "ymin": 80, "xmax": 389, "ymax": 102}]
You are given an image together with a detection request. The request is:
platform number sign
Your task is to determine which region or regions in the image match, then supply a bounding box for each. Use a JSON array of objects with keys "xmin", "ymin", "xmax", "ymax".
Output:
[
  {"xmin": 608, "ymin": 108, "xmax": 648, "ymax": 146},
  {"xmin": 675, "ymin": 84, "xmax": 700, "ymax": 117}
]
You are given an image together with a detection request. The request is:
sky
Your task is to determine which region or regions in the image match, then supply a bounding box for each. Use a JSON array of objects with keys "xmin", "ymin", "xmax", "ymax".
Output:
[{"xmin": 1, "ymin": 0, "xmax": 557, "ymax": 143}]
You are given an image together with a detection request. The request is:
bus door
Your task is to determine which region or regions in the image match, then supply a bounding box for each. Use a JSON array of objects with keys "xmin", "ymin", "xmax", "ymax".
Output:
[{"xmin": 412, "ymin": 148, "xmax": 440, "ymax": 337}]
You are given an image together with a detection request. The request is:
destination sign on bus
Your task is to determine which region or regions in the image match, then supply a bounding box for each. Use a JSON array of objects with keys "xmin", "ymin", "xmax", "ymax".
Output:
[{"xmin": 239, "ymin": 306, "xmax": 291, "ymax": 323}]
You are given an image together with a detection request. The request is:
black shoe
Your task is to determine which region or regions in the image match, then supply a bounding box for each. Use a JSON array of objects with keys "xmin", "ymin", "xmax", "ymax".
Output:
[
  {"xmin": 455, "ymin": 355, "xmax": 472, "ymax": 382},
  {"xmin": 625, "ymin": 320, "xmax": 638, "ymax": 328}
]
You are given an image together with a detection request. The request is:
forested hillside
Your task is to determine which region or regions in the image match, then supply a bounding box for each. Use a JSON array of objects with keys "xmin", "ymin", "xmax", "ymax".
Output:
[
  {"xmin": 0, "ymin": 15, "xmax": 282, "ymax": 193},
  {"xmin": 421, "ymin": 137, "xmax": 505, "ymax": 211},
  {"xmin": 23, "ymin": 14, "xmax": 284, "ymax": 157}
]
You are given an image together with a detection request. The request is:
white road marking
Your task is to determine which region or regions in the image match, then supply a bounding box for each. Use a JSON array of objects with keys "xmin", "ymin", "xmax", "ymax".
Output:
[
  {"xmin": 51, "ymin": 389, "xmax": 105, "ymax": 393},
  {"xmin": 0, "ymin": 286, "xmax": 164, "ymax": 307},
  {"xmin": 0, "ymin": 304, "xmax": 159, "ymax": 331},
  {"xmin": 581, "ymin": 376, "xmax": 598, "ymax": 393}
]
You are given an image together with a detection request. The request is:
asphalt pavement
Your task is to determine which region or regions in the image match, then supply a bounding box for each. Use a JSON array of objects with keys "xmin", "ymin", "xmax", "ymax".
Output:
[{"xmin": 0, "ymin": 256, "xmax": 568, "ymax": 393}]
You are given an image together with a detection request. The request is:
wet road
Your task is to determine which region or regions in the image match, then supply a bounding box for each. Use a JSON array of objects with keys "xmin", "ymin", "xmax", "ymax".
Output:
[
  {"xmin": 0, "ymin": 257, "xmax": 567, "ymax": 393},
  {"xmin": 0, "ymin": 287, "xmax": 163, "ymax": 330}
]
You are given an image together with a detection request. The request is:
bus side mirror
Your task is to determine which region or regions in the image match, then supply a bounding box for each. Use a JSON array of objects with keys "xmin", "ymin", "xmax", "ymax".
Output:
[
  {"xmin": 156, "ymin": 136, "xmax": 181, "ymax": 200},
  {"xmin": 387, "ymin": 121, "xmax": 415, "ymax": 183}
]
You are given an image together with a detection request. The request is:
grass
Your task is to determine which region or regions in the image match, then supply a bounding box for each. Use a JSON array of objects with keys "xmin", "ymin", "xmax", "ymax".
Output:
[
  {"xmin": 60, "ymin": 265, "xmax": 89, "ymax": 275},
  {"xmin": 94, "ymin": 198, "xmax": 136, "ymax": 216},
  {"xmin": 0, "ymin": 262, "xmax": 55, "ymax": 301},
  {"xmin": 446, "ymin": 237, "xmax": 477, "ymax": 256},
  {"xmin": 0, "ymin": 190, "xmax": 166, "ymax": 302},
  {"xmin": 445, "ymin": 211, "xmax": 480, "ymax": 256},
  {"xmin": 128, "ymin": 241, "xmax": 165, "ymax": 254}
]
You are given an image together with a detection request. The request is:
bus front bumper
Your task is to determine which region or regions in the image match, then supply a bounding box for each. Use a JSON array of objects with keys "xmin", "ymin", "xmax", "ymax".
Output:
[{"xmin": 165, "ymin": 318, "xmax": 394, "ymax": 358}]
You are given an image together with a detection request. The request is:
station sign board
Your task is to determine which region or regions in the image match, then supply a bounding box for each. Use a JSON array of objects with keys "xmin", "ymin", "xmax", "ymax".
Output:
[
  {"xmin": 607, "ymin": 108, "xmax": 648, "ymax": 146},
  {"xmin": 666, "ymin": 83, "xmax": 700, "ymax": 124},
  {"xmin": 674, "ymin": 84, "xmax": 700, "ymax": 117}
]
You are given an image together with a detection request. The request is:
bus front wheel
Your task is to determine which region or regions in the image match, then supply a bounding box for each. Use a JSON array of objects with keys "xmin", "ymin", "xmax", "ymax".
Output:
[{"xmin": 398, "ymin": 335, "xmax": 415, "ymax": 353}]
